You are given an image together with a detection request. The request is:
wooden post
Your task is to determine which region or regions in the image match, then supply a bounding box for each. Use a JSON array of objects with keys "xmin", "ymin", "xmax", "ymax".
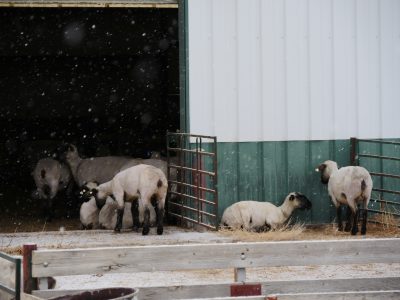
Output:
[
  {"xmin": 234, "ymin": 267, "xmax": 246, "ymax": 282},
  {"xmin": 23, "ymin": 244, "xmax": 38, "ymax": 294}
]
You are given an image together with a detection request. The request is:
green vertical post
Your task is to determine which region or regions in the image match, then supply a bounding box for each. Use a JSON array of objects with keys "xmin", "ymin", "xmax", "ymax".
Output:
[{"xmin": 178, "ymin": 0, "xmax": 189, "ymax": 133}]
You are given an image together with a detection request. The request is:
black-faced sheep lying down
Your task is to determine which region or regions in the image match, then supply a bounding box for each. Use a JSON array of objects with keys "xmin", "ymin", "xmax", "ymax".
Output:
[
  {"xmin": 317, "ymin": 160, "xmax": 372, "ymax": 235},
  {"xmin": 221, "ymin": 192, "xmax": 312, "ymax": 232},
  {"xmin": 87, "ymin": 164, "xmax": 168, "ymax": 235},
  {"xmin": 32, "ymin": 158, "xmax": 74, "ymax": 221}
]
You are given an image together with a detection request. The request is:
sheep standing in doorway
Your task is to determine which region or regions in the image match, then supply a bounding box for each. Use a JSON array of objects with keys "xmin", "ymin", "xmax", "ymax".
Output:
[
  {"xmin": 317, "ymin": 160, "xmax": 372, "ymax": 235},
  {"xmin": 221, "ymin": 192, "xmax": 312, "ymax": 232},
  {"xmin": 64, "ymin": 144, "xmax": 133, "ymax": 187},
  {"xmin": 32, "ymin": 158, "xmax": 74, "ymax": 221}
]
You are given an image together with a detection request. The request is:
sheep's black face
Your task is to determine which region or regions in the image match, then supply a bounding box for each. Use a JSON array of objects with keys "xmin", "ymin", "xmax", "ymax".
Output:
[
  {"xmin": 317, "ymin": 163, "xmax": 330, "ymax": 184},
  {"xmin": 290, "ymin": 193, "xmax": 312, "ymax": 210},
  {"xmin": 79, "ymin": 186, "xmax": 94, "ymax": 202}
]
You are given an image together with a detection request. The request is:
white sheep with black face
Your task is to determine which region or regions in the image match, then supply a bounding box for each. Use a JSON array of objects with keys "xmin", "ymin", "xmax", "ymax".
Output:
[
  {"xmin": 32, "ymin": 158, "xmax": 73, "ymax": 221},
  {"xmin": 316, "ymin": 160, "xmax": 373, "ymax": 235},
  {"xmin": 79, "ymin": 182, "xmax": 101, "ymax": 229},
  {"xmin": 87, "ymin": 164, "xmax": 168, "ymax": 235},
  {"xmin": 221, "ymin": 192, "xmax": 312, "ymax": 232}
]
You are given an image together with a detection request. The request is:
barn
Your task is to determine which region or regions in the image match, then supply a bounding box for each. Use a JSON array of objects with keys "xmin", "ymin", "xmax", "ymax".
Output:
[{"xmin": 0, "ymin": 0, "xmax": 399, "ymax": 229}]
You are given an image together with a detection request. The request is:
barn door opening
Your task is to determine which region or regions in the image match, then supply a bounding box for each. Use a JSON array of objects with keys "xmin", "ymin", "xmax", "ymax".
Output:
[
  {"xmin": 0, "ymin": 4, "xmax": 180, "ymax": 226},
  {"xmin": 166, "ymin": 132, "xmax": 218, "ymax": 230}
]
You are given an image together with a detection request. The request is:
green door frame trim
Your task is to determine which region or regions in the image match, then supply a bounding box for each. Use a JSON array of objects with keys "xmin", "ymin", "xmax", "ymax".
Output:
[{"xmin": 178, "ymin": 0, "xmax": 189, "ymax": 133}]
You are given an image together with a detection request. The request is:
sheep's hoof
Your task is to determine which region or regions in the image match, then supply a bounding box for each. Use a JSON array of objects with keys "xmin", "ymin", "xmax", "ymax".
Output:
[
  {"xmin": 114, "ymin": 227, "xmax": 121, "ymax": 233},
  {"xmin": 351, "ymin": 227, "xmax": 358, "ymax": 235},
  {"xmin": 142, "ymin": 227, "xmax": 150, "ymax": 235},
  {"xmin": 157, "ymin": 226, "xmax": 163, "ymax": 235},
  {"xmin": 344, "ymin": 223, "xmax": 352, "ymax": 232},
  {"xmin": 361, "ymin": 228, "xmax": 367, "ymax": 235},
  {"xmin": 132, "ymin": 225, "xmax": 139, "ymax": 232},
  {"xmin": 338, "ymin": 225, "xmax": 344, "ymax": 232}
]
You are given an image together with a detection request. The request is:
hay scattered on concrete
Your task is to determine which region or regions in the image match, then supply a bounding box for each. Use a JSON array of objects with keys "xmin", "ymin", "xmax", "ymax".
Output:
[
  {"xmin": 218, "ymin": 223, "xmax": 306, "ymax": 242},
  {"xmin": 218, "ymin": 222, "xmax": 400, "ymax": 242}
]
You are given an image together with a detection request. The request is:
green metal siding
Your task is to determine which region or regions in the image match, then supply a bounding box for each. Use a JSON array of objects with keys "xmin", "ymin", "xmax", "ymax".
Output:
[{"xmin": 217, "ymin": 139, "xmax": 352, "ymax": 224}]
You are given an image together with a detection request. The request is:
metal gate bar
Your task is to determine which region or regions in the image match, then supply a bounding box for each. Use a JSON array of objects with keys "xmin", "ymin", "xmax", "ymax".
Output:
[
  {"xmin": 0, "ymin": 251, "xmax": 21, "ymax": 300},
  {"xmin": 166, "ymin": 132, "xmax": 218, "ymax": 230},
  {"xmin": 350, "ymin": 137, "xmax": 400, "ymax": 223}
]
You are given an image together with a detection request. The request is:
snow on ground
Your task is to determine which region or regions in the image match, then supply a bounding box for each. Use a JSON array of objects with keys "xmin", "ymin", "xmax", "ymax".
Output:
[
  {"xmin": 0, "ymin": 226, "xmax": 232, "ymax": 250},
  {"xmin": 1, "ymin": 226, "xmax": 399, "ymax": 292},
  {"xmin": 54, "ymin": 263, "xmax": 400, "ymax": 290}
]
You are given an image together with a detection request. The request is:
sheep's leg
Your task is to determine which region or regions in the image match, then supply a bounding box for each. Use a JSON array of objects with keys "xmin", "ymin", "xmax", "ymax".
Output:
[
  {"xmin": 351, "ymin": 206, "xmax": 359, "ymax": 235},
  {"xmin": 113, "ymin": 188, "xmax": 125, "ymax": 233},
  {"xmin": 131, "ymin": 200, "xmax": 140, "ymax": 232},
  {"xmin": 361, "ymin": 202, "xmax": 368, "ymax": 235},
  {"xmin": 151, "ymin": 194, "xmax": 164, "ymax": 235},
  {"xmin": 156, "ymin": 203, "xmax": 164, "ymax": 235},
  {"xmin": 336, "ymin": 205, "xmax": 343, "ymax": 231},
  {"xmin": 344, "ymin": 206, "xmax": 352, "ymax": 232},
  {"xmin": 115, "ymin": 208, "xmax": 124, "ymax": 232},
  {"xmin": 142, "ymin": 203, "xmax": 151, "ymax": 236}
]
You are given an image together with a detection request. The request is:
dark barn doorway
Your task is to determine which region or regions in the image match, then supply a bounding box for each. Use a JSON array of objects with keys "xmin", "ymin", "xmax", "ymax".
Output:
[{"xmin": 0, "ymin": 7, "xmax": 179, "ymax": 227}]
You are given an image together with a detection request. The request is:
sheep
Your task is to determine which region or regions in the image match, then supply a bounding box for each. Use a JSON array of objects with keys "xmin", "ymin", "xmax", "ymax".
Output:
[
  {"xmin": 221, "ymin": 192, "xmax": 312, "ymax": 232},
  {"xmin": 316, "ymin": 160, "xmax": 373, "ymax": 235},
  {"xmin": 64, "ymin": 144, "xmax": 173, "ymax": 189},
  {"xmin": 79, "ymin": 182, "xmax": 101, "ymax": 229},
  {"xmin": 79, "ymin": 182, "xmax": 148, "ymax": 230},
  {"xmin": 32, "ymin": 158, "xmax": 74, "ymax": 221},
  {"xmin": 88, "ymin": 164, "xmax": 168, "ymax": 235},
  {"xmin": 99, "ymin": 200, "xmax": 156, "ymax": 230},
  {"xmin": 64, "ymin": 144, "xmax": 134, "ymax": 187}
]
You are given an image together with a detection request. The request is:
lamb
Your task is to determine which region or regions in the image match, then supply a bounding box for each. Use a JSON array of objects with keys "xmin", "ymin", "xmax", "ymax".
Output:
[
  {"xmin": 221, "ymin": 192, "xmax": 312, "ymax": 231},
  {"xmin": 316, "ymin": 160, "xmax": 373, "ymax": 235},
  {"xmin": 32, "ymin": 158, "xmax": 74, "ymax": 221},
  {"xmin": 98, "ymin": 201, "xmax": 156, "ymax": 230},
  {"xmin": 79, "ymin": 182, "xmax": 101, "ymax": 229},
  {"xmin": 88, "ymin": 164, "xmax": 168, "ymax": 235},
  {"xmin": 79, "ymin": 183, "xmax": 147, "ymax": 230}
]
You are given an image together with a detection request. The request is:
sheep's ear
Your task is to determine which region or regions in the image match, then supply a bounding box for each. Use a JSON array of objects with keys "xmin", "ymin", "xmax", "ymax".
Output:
[
  {"xmin": 318, "ymin": 163, "xmax": 327, "ymax": 172},
  {"xmin": 289, "ymin": 194, "xmax": 295, "ymax": 201}
]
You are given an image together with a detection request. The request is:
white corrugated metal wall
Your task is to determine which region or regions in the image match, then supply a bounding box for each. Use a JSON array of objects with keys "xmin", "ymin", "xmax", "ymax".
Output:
[{"xmin": 188, "ymin": 0, "xmax": 400, "ymax": 142}]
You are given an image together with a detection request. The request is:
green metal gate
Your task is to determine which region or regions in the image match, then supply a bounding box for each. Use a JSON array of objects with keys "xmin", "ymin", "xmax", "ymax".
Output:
[
  {"xmin": 166, "ymin": 132, "xmax": 218, "ymax": 230},
  {"xmin": 0, "ymin": 251, "xmax": 21, "ymax": 300},
  {"xmin": 351, "ymin": 137, "xmax": 400, "ymax": 226}
]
